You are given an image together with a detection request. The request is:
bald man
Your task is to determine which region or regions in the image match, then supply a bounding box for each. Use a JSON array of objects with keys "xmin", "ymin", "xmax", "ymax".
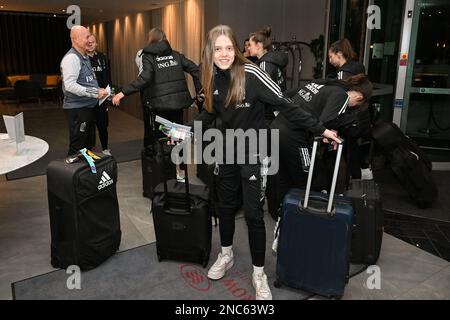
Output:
[{"xmin": 60, "ymin": 26, "xmax": 108, "ymax": 156}]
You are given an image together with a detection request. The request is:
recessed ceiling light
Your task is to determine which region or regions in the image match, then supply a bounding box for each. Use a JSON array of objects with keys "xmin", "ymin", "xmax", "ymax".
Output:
[
  {"xmin": 53, "ymin": 14, "xmax": 57, "ymax": 17},
  {"xmin": 0, "ymin": 5, "xmax": 4, "ymax": 9},
  {"xmin": 62, "ymin": 9, "xmax": 65, "ymax": 12}
]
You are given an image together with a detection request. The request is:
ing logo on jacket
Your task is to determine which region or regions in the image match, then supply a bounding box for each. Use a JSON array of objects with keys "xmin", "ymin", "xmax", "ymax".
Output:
[{"xmin": 157, "ymin": 60, "xmax": 179, "ymax": 69}]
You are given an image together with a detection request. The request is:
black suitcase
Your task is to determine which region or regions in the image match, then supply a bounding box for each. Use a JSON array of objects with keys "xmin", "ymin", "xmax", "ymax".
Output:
[
  {"xmin": 47, "ymin": 151, "xmax": 121, "ymax": 270},
  {"xmin": 152, "ymin": 163, "xmax": 211, "ymax": 267},
  {"xmin": 372, "ymin": 121, "xmax": 438, "ymax": 208},
  {"xmin": 142, "ymin": 142, "xmax": 176, "ymax": 199},
  {"xmin": 346, "ymin": 179, "xmax": 383, "ymax": 265}
]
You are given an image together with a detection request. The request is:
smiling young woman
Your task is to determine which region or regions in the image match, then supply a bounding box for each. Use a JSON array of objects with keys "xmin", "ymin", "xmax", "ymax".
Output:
[{"xmin": 188, "ymin": 24, "xmax": 341, "ymax": 300}]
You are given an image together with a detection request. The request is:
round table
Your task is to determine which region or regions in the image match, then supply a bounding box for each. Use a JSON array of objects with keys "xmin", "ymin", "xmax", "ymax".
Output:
[{"xmin": 0, "ymin": 134, "xmax": 49, "ymax": 175}]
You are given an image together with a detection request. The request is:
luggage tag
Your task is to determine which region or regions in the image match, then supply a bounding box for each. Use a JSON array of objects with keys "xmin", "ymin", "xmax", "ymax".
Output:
[
  {"xmin": 87, "ymin": 150, "xmax": 101, "ymax": 160},
  {"xmin": 80, "ymin": 148, "xmax": 97, "ymax": 174}
]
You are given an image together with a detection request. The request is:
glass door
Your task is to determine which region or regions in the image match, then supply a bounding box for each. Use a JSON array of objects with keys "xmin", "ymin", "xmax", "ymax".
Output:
[
  {"xmin": 366, "ymin": 0, "xmax": 405, "ymax": 122},
  {"xmin": 402, "ymin": 0, "xmax": 450, "ymax": 148},
  {"xmin": 326, "ymin": 0, "xmax": 404, "ymax": 122}
]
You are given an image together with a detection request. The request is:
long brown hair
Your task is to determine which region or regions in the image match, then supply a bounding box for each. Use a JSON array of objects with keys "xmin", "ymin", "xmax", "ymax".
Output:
[
  {"xmin": 342, "ymin": 73, "xmax": 373, "ymax": 102},
  {"xmin": 249, "ymin": 26, "xmax": 272, "ymax": 50},
  {"xmin": 147, "ymin": 28, "xmax": 167, "ymax": 45},
  {"xmin": 329, "ymin": 38, "xmax": 357, "ymax": 61},
  {"xmin": 201, "ymin": 25, "xmax": 251, "ymax": 112}
]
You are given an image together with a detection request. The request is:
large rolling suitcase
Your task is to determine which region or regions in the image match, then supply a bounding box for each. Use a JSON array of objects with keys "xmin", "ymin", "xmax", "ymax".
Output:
[
  {"xmin": 47, "ymin": 150, "xmax": 121, "ymax": 270},
  {"xmin": 372, "ymin": 121, "xmax": 438, "ymax": 208},
  {"xmin": 275, "ymin": 139, "xmax": 353, "ymax": 298},
  {"xmin": 141, "ymin": 141, "xmax": 176, "ymax": 199},
  {"xmin": 152, "ymin": 160, "xmax": 211, "ymax": 267},
  {"xmin": 346, "ymin": 179, "xmax": 383, "ymax": 265}
]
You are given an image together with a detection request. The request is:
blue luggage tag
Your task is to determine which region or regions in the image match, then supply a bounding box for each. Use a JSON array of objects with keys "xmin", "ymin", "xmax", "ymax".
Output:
[{"xmin": 80, "ymin": 148, "xmax": 97, "ymax": 174}]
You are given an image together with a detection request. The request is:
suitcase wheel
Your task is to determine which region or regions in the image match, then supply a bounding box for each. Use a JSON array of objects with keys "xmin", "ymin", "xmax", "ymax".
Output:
[
  {"xmin": 273, "ymin": 279, "xmax": 282, "ymax": 288},
  {"xmin": 202, "ymin": 253, "xmax": 210, "ymax": 268},
  {"xmin": 156, "ymin": 248, "xmax": 162, "ymax": 262}
]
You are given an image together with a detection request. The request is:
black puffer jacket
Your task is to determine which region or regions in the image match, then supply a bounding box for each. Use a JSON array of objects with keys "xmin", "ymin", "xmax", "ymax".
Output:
[{"xmin": 122, "ymin": 40, "xmax": 202, "ymax": 111}]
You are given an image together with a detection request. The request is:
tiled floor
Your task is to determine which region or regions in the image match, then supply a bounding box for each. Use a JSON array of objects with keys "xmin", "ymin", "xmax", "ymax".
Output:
[
  {"xmin": 1, "ymin": 102, "xmax": 450, "ymax": 300},
  {"xmin": 384, "ymin": 211, "xmax": 450, "ymax": 262},
  {"xmin": 1, "ymin": 160, "xmax": 450, "ymax": 300},
  {"xmin": 0, "ymin": 101, "xmax": 144, "ymax": 151}
]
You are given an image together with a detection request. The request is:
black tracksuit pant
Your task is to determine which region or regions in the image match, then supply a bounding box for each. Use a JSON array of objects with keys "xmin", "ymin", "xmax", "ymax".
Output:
[
  {"xmin": 144, "ymin": 107, "xmax": 184, "ymax": 147},
  {"xmin": 95, "ymin": 102, "xmax": 109, "ymax": 150},
  {"xmin": 65, "ymin": 107, "xmax": 96, "ymax": 156},
  {"xmin": 216, "ymin": 163, "xmax": 267, "ymax": 267}
]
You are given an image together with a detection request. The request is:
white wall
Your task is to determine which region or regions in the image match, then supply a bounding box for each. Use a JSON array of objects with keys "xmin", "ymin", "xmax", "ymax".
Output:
[{"xmin": 205, "ymin": 0, "xmax": 328, "ymax": 81}]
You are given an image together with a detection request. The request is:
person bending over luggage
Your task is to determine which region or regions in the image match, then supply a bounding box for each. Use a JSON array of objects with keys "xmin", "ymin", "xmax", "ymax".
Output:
[
  {"xmin": 248, "ymin": 26, "xmax": 288, "ymax": 123},
  {"xmin": 182, "ymin": 25, "xmax": 340, "ymax": 300},
  {"xmin": 271, "ymin": 74, "xmax": 373, "ymax": 215},
  {"xmin": 112, "ymin": 28, "xmax": 203, "ymax": 148},
  {"xmin": 327, "ymin": 38, "xmax": 370, "ymax": 179}
]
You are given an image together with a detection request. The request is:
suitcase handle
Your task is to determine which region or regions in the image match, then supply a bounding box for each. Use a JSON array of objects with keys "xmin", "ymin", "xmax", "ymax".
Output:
[
  {"xmin": 163, "ymin": 208, "xmax": 191, "ymax": 216},
  {"xmin": 299, "ymin": 196, "xmax": 336, "ymax": 216},
  {"xmin": 303, "ymin": 137, "xmax": 343, "ymax": 214},
  {"xmin": 158, "ymin": 138, "xmax": 191, "ymax": 212}
]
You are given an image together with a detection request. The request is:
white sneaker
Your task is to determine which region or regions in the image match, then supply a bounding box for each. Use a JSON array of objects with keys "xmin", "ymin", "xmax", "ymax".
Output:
[
  {"xmin": 207, "ymin": 252, "xmax": 234, "ymax": 280},
  {"xmin": 252, "ymin": 273, "xmax": 272, "ymax": 300},
  {"xmin": 102, "ymin": 149, "xmax": 112, "ymax": 156},
  {"xmin": 361, "ymin": 168, "xmax": 373, "ymax": 180}
]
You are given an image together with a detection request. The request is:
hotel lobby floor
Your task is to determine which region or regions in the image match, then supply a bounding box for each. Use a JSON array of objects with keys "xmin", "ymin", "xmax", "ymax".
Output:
[{"xmin": 1, "ymin": 161, "xmax": 449, "ymax": 300}]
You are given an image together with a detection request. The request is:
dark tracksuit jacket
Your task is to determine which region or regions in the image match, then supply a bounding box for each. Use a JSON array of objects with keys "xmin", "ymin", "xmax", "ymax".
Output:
[
  {"xmin": 89, "ymin": 51, "xmax": 111, "ymax": 149},
  {"xmin": 327, "ymin": 60, "xmax": 366, "ymax": 80},
  {"xmin": 327, "ymin": 59, "xmax": 367, "ymax": 179},
  {"xmin": 192, "ymin": 63, "xmax": 325, "ymax": 266},
  {"xmin": 256, "ymin": 51, "xmax": 289, "ymax": 121},
  {"xmin": 89, "ymin": 51, "xmax": 111, "ymax": 89},
  {"xmin": 271, "ymin": 79, "xmax": 350, "ymax": 203}
]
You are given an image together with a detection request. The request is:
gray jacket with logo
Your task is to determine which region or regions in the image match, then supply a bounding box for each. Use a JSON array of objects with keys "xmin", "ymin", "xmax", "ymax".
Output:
[{"xmin": 60, "ymin": 47, "xmax": 99, "ymax": 109}]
